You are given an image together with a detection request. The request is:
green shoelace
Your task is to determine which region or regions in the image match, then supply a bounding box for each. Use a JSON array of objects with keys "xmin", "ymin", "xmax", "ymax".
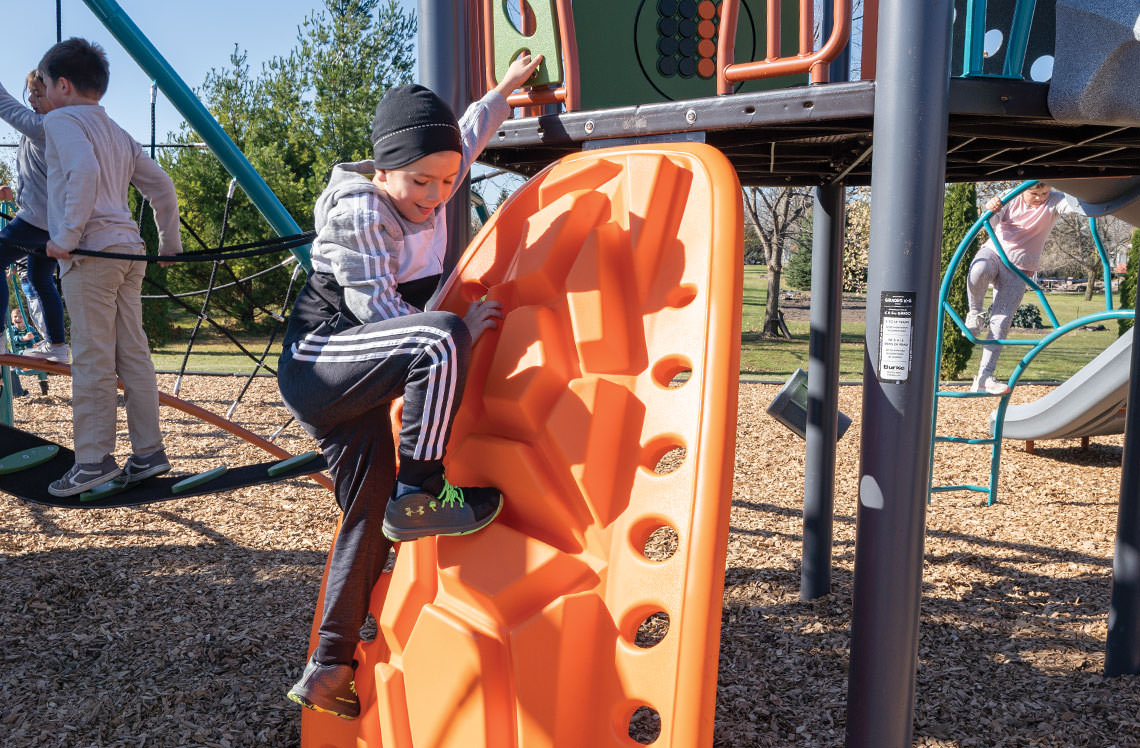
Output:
[{"xmin": 438, "ymin": 481, "xmax": 466, "ymax": 508}]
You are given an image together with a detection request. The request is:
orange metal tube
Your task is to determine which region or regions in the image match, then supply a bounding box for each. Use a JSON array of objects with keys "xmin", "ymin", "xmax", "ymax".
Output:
[
  {"xmin": 554, "ymin": 0, "xmax": 579, "ymax": 111},
  {"xmin": 767, "ymin": 1, "xmax": 781, "ymax": 60},
  {"xmin": 0, "ymin": 354, "xmax": 333, "ymax": 491},
  {"xmin": 860, "ymin": 0, "xmax": 879, "ymax": 79},
  {"xmin": 799, "ymin": 1, "xmax": 813, "ymax": 63},
  {"xmin": 718, "ymin": 0, "xmax": 851, "ymax": 90},
  {"xmin": 717, "ymin": 0, "xmax": 741, "ymax": 94}
]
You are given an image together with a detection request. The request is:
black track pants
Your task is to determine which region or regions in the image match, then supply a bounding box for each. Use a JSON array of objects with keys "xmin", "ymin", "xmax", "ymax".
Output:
[{"xmin": 278, "ymin": 311, "xmax": 471, "ymax": 664}]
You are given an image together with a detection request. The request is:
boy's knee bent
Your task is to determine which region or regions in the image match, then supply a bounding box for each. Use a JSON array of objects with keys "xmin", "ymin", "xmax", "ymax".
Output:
[
  {"xmin": 968, "ymin": 256, "xmax": 996, "ymax": 287},
  {"xmin": 422, "ymin": 311, "xmax": 472, "ymax": 361}
]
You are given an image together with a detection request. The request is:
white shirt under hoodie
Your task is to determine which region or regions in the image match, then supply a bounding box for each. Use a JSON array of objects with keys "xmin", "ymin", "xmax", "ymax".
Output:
[
  {"xmin": 43, "ymin": 104, "xmax": 181, "ymax": 272},
  {"xmin": 307, "ymin": 89, "xmax": 511, "ymax": 325}
]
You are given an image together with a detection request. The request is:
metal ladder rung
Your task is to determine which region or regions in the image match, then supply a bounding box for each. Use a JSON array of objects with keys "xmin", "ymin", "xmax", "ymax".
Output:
[
  {"xmin": 931, "ymin": 484, "xmax": 990, "ymax": 494},
  {"xmin": 935, "ymin": 435, "xmax": 996, "ymax": 445}
]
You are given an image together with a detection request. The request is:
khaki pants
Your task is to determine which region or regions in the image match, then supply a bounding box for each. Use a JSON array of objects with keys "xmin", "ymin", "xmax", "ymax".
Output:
[{"xmin": 60, "ymin": 246, "xmax": 163, "ymax": 464}]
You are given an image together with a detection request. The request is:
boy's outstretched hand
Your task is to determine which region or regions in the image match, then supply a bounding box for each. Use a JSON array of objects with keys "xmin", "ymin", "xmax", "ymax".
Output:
[
  {"xmin": 495, "ymin": 53, "xmax": 544, "ymax": 97},
  {"xmin": 463, "ymin": 298, "xmax": 504, "ymax": 344}
]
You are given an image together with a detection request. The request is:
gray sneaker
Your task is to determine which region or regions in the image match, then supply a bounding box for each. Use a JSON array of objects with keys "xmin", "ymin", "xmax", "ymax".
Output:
[
  {"xmin": 48, "ymin": 456, "xmax": 122, "ymax": 497},
  {"xmin": 287, "ymin": 655, "xmax": 359, "ymax": 719},
  {"xmin": 122, "ymin": 448, "xmax": 171, "ymax": 483},
  {"xmin": 23, "ymin": 341, "xmax": 70, "ymax": 363},
  {"xmin": 382, "ymin": 477, "xmax": 503, "ymax": 542}
]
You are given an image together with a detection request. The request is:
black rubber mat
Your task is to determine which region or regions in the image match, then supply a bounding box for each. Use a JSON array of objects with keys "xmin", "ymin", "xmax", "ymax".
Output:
[{"xmin": 0, "ymin": 423, "xmax": 326, "ymax": 508}]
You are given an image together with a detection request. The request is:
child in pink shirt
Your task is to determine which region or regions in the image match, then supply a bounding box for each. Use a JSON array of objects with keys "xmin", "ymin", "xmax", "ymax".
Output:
[{"xmin": 965, "ymin": 182, "xmax": 1079, "ymax": 394}]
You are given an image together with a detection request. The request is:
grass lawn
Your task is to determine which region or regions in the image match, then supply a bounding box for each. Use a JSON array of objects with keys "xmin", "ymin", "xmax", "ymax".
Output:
[
  {"xmin": 151, "ymin": 331, "xmax": 280, "ymax": 375},
  {"xmin": 144, "ymin": 267, "xmax": 1132, "ymax": 383},
  {"xmin": 742, "ymin": 265, "xmax": 1132, "ymax": 383}
]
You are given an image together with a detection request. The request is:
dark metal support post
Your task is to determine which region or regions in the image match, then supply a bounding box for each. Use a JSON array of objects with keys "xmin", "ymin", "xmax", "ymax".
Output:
[
  {"xmin": 1106, "ymin": 312, "xmax": 1140, "ymax": 676},
  {"xmin": 801, "ymin": 184, "xmax": 844, "ymax": 600},
  {"xmin": 845, "ymin": 1, "xmax": 953, "ymax": 746},
  {"xmin": 800, "ymin": 1, "xmax": 852, "ymax": 601},
  {"xmin": 418, "ymin": 0, "xmax": 472, "ymax": 278}
]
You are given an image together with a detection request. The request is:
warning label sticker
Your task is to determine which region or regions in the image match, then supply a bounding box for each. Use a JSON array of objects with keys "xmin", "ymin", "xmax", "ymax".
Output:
[{"xmin": 878, "ymin": 291, "xmax": 914, "ymax": 383}]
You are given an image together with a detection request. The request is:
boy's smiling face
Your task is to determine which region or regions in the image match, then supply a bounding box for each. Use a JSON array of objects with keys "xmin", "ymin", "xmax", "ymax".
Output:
[{"xmin": 373, "ymin": 150, "xmax": 462, "ymax": 223}]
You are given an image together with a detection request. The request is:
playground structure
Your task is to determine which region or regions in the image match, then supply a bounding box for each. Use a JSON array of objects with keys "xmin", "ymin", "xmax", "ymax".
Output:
[
  {"xmin": 0, "ymin": 0, "xmax": 1138, "ymax": 747},
  {"xmin": 422, "ymin": 1, "xmax": 1140, "ymax": 746},
  {"xmin": 932, "ymin": 181, "xmax": 1135, "ymax": 505},
  {"xmin": 301, "ymin": 141, "xmax": 743, "ymax": 747}
]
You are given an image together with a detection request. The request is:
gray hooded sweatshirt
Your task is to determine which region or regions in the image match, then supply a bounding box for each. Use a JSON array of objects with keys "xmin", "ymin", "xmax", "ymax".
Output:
[
  {"xmin": 307, "ymin": 89, "xmax": 510, "ymax": 325},
  {"xmin": 0, "ymin": 80, "xmax": 49, "ymax": 230}
]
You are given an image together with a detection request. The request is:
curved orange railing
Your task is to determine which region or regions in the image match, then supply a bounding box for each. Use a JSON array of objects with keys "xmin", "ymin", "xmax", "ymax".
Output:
[
  {"xmin": 478, "ymin": 0, "xmax": 580, "ymax": 111},
  {"xmin": 717, "ymin": 0, "xmax": 851, "ymax": 92},
  {"xmin": 0, "ymin": 353, "xmax": 333, "ymax": 491}
]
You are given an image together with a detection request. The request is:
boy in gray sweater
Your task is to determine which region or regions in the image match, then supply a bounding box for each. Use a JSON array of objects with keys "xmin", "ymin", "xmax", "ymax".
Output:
[
  {"xmin": 39, "ymin": 38, "xmax": 181, "ymax": 496},
  {"xmin": 279, "ymin": 54, "xmax": 541, "ymax": 719}
]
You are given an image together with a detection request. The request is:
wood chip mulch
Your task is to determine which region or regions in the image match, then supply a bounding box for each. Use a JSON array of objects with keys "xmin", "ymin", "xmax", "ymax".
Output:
[{"xmin": 0, "ymin": 375, "xmax": 1135, "ymax": 747}]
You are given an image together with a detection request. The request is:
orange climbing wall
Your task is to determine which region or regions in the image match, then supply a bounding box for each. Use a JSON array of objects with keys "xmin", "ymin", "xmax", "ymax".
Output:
[{"xmin": 301, "ymin": 143, "xmax": 743, "ymax": 747}]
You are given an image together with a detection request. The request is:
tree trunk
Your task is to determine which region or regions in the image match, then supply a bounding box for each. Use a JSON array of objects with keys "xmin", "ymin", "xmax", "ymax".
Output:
[
  {"xmin": 764, "ymin": 264, "xmax": 785, "ymax": 336},
  {"xmin": 1086, "ymin": 266, "xmax": 1098, "ymax": 301}
]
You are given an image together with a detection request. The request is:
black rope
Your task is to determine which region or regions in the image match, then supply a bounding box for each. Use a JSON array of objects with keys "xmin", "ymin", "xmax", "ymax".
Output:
[
  {"xmin": 226, "ymin": 261, "xmax": 303, "ymax": 420},
  {"xmin": 141, "ymin": 256, "xmax": 294, "ymax": 300},
  {"xmin": 141, "ymin": 274, "xmax": 277, "ymax": 377},
  {"xmin": 174, "ymin": 206, "xmax": 292, "ymax": 322},
  {"xmin": 174, "ymin": 180, "xmax": 236, "ymax": 393},
  {"xmin": 0, "ymin": 230, "xmax": 315, "ymax": 263}
]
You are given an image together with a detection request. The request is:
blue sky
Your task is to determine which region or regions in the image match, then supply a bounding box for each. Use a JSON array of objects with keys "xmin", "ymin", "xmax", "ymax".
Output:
[{"xmin": 0, "ymin": 0, "xmax": 417, "ymax": 170}]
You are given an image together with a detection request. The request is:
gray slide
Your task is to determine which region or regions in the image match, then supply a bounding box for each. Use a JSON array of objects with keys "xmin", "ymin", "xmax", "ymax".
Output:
[{"xmin": 991, "ymin": 327, "xmax": 1132, "ymax": 440}]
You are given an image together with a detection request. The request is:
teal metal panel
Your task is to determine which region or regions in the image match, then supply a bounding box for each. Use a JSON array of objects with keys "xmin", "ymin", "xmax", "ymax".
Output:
[{"xmin": 81, "ymin": 0, "xmax": 311, "ymax": 271}]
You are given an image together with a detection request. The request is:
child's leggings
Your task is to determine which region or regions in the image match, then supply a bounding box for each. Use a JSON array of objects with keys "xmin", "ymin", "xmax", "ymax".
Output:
[
  {"xmin": 967, "ymin": 249, "xmax": 1028, "ymax": 381},
  {"xmin": 277, "ymin": 310, "xmax": 471, "ymax": 666}
]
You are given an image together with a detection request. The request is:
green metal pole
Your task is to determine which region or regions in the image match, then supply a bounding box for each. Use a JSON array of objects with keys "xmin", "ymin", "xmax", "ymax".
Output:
[{"xmin": 80, "ymin": 0, "xmax": 311, "ymax": 272}]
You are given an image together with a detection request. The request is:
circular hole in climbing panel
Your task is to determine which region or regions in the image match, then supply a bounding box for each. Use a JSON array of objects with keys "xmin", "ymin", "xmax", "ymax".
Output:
[
  {"xmin": 651, "ymin": 354, "xmax": 692, "ymax": 389},
  {"xmin": 629, "ymin": 705, "xmax": 662, "ymax": 744},
  {"xmin": 634, "ymin": 611, "xmax": 671, "ymax": 648},
  {"xmin": 632, "ymin": 518, "xmax": 680, "ymax": 561},
  {"xmin": 641, "ymin": 436, "xmax": 687, "ymax": 475}
]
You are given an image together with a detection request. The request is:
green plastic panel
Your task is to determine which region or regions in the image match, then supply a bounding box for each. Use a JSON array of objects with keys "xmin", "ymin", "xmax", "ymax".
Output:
[
  {"xmin": 171, "ymin": 465, "xmax": 230, "ymax": 494},
  {"xmin": 492, "ymin": 0, "xmax": 564, "ymax": 87},
  {"xmin": 81, "ymin": 476, "xmax": 131, "ymax": 503},
  {"xmin": 0, "ymin": 445, "xmax": 59, "ymax": 475},
  {"xmin": 573, "ymin": 0, "xmax": 807, "ymax": 109},
  {"xmin": 267, "ymin": 451, "xmax": 320, "ymax": 477}
]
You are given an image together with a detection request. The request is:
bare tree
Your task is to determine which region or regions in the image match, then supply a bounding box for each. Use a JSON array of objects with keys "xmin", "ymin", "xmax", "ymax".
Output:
[
  {"xmin": 742, "ymin": 186, "xmax": 813, "ymax": 336},
  {"xmin": 1043, "ymin": 212, "xmax": 1133, "ymax": 300}
]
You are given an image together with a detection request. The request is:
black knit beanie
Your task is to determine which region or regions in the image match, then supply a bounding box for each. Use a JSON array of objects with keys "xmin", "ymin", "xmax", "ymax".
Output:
[{"xmin": 371, "ymin": 84, "xmax": 462, "ymax": 169}]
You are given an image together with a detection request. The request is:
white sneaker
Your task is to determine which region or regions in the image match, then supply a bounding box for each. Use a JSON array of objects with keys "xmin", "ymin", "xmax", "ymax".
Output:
[
  {"xmin": 23, "ymin": 340, "xmax": 70, "ymax": 363},
  {"xmin": 971, "ymin": 374, "xmax": 1010, "ymax": 395},
  {"xmin": 964, "ymin": 311, "xmax": 986, "ymax": 337}
]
